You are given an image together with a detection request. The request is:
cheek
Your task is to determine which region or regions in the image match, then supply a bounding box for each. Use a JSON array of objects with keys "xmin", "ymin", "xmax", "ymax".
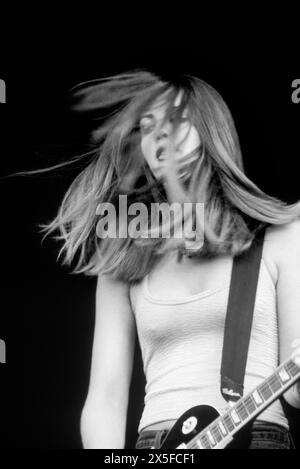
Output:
[
  {"xmin": 184, "ymin": 127, "xmax": 201, "ymax": 151},
  {"xmin": 176, "ymin": 125, "xmax": 201, "ymax": 152}
]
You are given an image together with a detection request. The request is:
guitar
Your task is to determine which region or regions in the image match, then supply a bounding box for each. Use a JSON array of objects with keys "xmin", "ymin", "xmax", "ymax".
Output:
[{"xmin": 159, "ymin": 356, "xmax": 300, "ymax": 449}]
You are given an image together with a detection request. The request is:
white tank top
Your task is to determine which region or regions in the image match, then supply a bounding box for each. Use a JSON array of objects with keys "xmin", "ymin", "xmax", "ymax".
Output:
[{"xmin": 130, "ymin": 258, "xmax": 288, "ymax": 433}]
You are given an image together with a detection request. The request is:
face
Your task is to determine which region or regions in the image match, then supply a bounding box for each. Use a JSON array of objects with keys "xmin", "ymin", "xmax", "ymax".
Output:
[{"xmin": 139, "ymin": 91, "xmax": 201, "ymax": 181}]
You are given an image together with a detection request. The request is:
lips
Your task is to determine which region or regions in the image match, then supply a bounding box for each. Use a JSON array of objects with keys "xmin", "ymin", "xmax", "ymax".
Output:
[{"xmin": 156, "ymin": 146, "xmax": 166, "ymax": 159}]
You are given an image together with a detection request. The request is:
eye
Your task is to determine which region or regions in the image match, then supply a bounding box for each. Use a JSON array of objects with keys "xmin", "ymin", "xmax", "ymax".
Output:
[
  {"xmin": 139, "ymin": 116, "xmax": 155, "ymax": 134},
  {"xmin": 169, "ymin": 110, "xmax": 189, "ymax": 125},
  {"xmin": 179, "ymin": 115, "xmax": 189, "ymax": 123}
]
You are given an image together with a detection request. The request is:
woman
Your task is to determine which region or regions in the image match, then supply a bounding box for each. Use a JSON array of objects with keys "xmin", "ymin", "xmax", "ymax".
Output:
[{"xmin": 42, "ymin": 70, "xmax": 300, "ymax": 449}]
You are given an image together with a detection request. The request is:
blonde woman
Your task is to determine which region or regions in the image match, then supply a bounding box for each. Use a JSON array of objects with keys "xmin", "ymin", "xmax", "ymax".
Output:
[{"xmin": 42, "ymin": 71, "xmax": 300, "ymax": 449}]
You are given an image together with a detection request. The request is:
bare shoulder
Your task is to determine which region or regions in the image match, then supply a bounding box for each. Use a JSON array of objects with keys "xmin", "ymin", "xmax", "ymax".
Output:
[
  {"xmin": 264, "ymin": 219, "xmax": 300, "ymax": 254},
  {"xmin": 97, "ymin": 273, "xmax": 131, "ymax": 295},
  {"xmin": 96, "ymin": 273, "xmax": 134, "ymax": 322},
  {"xmin": 263, "ymin": 219, "xmax": 300, "ymax": 284}
]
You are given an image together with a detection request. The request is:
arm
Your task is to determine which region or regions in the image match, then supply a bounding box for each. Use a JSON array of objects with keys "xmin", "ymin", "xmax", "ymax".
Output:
[
  {"xmin": 81, "ymin": 274, "xmax": 136, "ymax": 448},
  {"xmin": 272, "ymin": 220, "xmax": 300, "ymax": 408}
]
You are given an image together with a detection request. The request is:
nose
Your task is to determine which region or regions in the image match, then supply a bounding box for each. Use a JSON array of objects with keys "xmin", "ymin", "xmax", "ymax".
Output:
[
  {"xmin": 155, "ymin": 120, "xmax": 172, "ymax": 142},
  {"xmin": 156, "ymin": 130, "xmax": 167, "ymax": 142}
]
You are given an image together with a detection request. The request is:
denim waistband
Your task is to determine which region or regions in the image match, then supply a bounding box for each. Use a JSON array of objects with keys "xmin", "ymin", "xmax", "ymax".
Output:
[
  {"xmin": 135, "ymin": 428, "xmax": 169, "ymax": 450},
  {"xmin": 135, "ymin": 420, "xmax": 294, "ymax": 450}
]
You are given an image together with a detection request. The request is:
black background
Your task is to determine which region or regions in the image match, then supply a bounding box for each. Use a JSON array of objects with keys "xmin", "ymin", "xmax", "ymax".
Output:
[{"xmin": 0, "ymin": 34, "xmax": 300, "ymax": 449}]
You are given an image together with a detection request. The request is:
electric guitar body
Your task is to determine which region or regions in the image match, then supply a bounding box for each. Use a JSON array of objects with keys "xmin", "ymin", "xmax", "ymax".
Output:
[
  {"xmin": 158, "ymin": 356, "xmax": 300, "ymax": 449},
  {"xmin": 160, "ymin": 405, "xmax": 224, "ymax": 449}
]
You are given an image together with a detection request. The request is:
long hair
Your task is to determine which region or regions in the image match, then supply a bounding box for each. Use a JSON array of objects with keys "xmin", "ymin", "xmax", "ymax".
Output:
[{"xmin": 39, "ymin": 70, "xmax": 300, "ymax": 282}]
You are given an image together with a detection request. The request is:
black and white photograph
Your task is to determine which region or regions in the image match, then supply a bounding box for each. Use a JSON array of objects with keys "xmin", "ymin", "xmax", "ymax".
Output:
[{"xmin": 1, "ymin": 31, "xmax": 300, "ymax": 451}]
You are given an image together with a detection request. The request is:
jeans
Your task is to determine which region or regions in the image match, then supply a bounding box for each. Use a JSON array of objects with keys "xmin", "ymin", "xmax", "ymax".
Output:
[{"xmin": 135, "ymin": 421, "xmax": 295, "ymax": 449}]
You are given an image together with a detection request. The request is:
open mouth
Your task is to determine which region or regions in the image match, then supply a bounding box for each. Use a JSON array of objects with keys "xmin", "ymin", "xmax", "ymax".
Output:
[{"xmin": 156, "ymin": 146, "xmax": 167, "ymax": 160}]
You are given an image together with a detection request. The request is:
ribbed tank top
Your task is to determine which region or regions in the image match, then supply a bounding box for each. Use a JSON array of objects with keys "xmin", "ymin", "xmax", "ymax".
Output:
[{"xmin": 130, "ymin": 258, "xmax": 288, "ymax": 433}]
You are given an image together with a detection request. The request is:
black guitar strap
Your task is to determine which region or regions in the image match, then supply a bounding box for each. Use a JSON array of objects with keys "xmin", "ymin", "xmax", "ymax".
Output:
[{"xmin": 220, "ymin": 227, "xmax": 266, "ymax": 403}]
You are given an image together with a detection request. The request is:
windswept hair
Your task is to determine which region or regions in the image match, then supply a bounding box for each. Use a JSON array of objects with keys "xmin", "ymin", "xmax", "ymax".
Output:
[{"xmin": 39, "ymin": 70, "xmax": 300, "ymax": 282}]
